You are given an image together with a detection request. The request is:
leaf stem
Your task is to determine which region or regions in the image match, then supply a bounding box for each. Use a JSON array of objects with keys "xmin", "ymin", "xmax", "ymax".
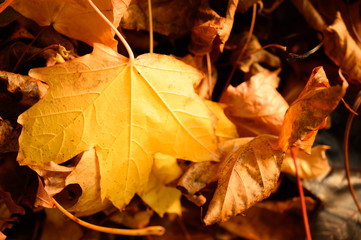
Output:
[
  {"xmin": 52, "ymin": 197, "xmax": 165, "ymax": 236},
  {"xmin": 291, "ymin": 147, "xmax": 312, "ymax": 240},
  {"xmin": 0, "ymin": 0, "xmax": 14, "ymax": 14},
  {"xmin": 87, "ymin": 0, "xmax": 135, "ymax": 65},
  {"xmin": 206, "ymin": 53, "xmax": 212, "ymax": 99},
  {"xmin": 221, "ymin": 3, "xmax": 257, "ymax": 98},
  {"xmin": 148, "ymin": 0, "xmax": 153, "ymax": 53},
  {"xmin": 343, "ymin": 90, "xmax": 361, "ymax": 212}
]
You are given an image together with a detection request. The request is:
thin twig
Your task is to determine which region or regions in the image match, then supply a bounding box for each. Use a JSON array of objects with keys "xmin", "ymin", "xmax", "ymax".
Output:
[
  {"xmin": 87, "ymin": 0, "xmax": 135, "ymax": 64},
  {"xmin": 148, "ymin": 0, "xmax": 153, "ymax": 53},
  {"xmin": 291, "ymin": 147, "xmax": 312, "ymax": 240},
  {"xmin": 52, "ymin": 197, "xmax": 165, "ymax": 236},
  {"xmin": 206, "ymin": 53, "xmax": 212, "ymax": 99},
  {"xmin": 221, "ymin": 3, "xmax": 257, "ymax": 98},
  {"xmin": 12, "ymin": 28, "xmax": 46, "ymax": 72},
  {"xmin": 343, "ymin": 90, "xmax": 361, "ymax": 212}
]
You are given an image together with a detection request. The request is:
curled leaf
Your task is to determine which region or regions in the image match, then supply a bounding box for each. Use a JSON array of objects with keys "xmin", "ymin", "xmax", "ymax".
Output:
[
  {"xmin": 204, "ymin": 135, "xmax": 284, "ymax": 225},
  {"xmin": 279, "ymin": 66, "xmax": 348, "ymax": 152}
]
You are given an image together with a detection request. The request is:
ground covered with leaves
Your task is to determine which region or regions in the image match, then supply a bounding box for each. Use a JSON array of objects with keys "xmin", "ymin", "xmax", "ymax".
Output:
[{"xmin": 1, "ymin": 0, "xmax": 361, "ymax": 239}]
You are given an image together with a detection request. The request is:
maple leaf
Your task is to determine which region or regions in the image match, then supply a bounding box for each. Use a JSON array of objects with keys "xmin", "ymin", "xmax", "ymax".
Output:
[
  {"xmin": 11, "ymin": 0, "xmax": 131, "ymax": 48},
  {"xmin": 203, "ymin": 135, "xmax": 284, "ymax": 225},
  {"xmin": 17, "ymin": 43, "xmax": 219, "ymax": 210},
  {"xmin": 278, "ymin": 66, "xmax": 348, "ymax": 152}
]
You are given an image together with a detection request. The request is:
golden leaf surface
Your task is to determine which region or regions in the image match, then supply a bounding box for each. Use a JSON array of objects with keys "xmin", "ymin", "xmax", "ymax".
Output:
[
  {"xmin": 279, "ymin": 66, "xmax": 348, "ymax": 152},
  {"xmin": 140, "ymin": 153, "xmax": 182, "ymax": 217},
  {"xmin": 203, "ymin": 135, "xmax": 283, "ymax": 225},
  {"xmin": 17, "ymin": 43, "xmax": 219, "ymax": 210},
  {"xmin": 11, "ymin": 0, "xmax": 131, "ymax": 48},
  {"xmin": 282, "ymin": 145, "xmax": 331, "ymax": 179}
]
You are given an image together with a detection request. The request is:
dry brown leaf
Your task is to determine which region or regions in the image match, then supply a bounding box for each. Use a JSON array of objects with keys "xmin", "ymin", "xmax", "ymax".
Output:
[
  {"xmin": 292, "ymin": 0, "xmax": 361, "ymax": 84},
  {"xmin": 220, "ymin": 71, "xmax": 289, "ymax": 136},
  {"xmin": 177, "ymin": 161, "xmax": 218, "ymax": 206},
  {"xmin": 204, "ymin": 135, "xmax": 284, "ymax": 225},
  {"xmin": 121, "ymin": 0, "xmax": 198, "ymax": 37},
  {"xmin": 177, "ymin": 138, "xmax": 252, "ymax": 206},
  {"xmin": 31, "ymin": 162, "xmax": 73, "ymax": 197},
  {"xmin": 228, "ymin": 33, "xmax": 281, "ymax": 77},
  {"xmin": 11, "ymin": 0, "xmax": 130, "ymax": 48},
  {"xmin": 188, "ymin": 0, "xmax": 238, "ymax": 55},
  {"xmin": 282, "ymin": 145, "xmax": 331, "ymax": 179},
  {"xmin": 323, "ymin": 12, "xmax": 361, "ymax": 83},
  {"xmin": 279, "ymin": 66, "xmax": 348, "ymax": 153},
  {"xmin": 0, "ymin": 71, "xmax": 48, "ymax": 107}
]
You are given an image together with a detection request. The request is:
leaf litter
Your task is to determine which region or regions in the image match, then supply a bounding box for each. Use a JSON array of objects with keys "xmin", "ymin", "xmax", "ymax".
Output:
[{"xmin": 0, "ymin": 0, "xmax": 360, "ymax": 239}]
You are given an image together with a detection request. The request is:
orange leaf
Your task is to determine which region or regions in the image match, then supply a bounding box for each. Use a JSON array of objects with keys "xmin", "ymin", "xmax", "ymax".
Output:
[{"xmin": 279, "ymin": 66, "xmax": 348, "ymax": 152}]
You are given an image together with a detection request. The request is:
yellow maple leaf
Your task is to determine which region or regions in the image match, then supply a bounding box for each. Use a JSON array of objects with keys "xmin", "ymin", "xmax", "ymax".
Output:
[{"xmin": 17, "ymin": 43, "xmax": 219, "ymax": 210}]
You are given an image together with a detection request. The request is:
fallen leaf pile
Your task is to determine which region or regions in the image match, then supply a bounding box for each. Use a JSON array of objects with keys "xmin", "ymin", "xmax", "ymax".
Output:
[{"xmin": 0, "ymin": 0, "xmax": 359, "ymax": 239}]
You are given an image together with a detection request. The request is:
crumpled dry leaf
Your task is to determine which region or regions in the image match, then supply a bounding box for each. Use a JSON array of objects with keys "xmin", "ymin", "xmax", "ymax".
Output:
[
  {"xmin": 323, "ymin": 12, "xmax": 361, "ymax": 83},
  {"xmin": 31, "ymin": 162, "xmax": 73, "ymax": 197},
  {"xmin": 278, "ymin": 66, "xmax": 348, "ymax": 153},
  {"xmin": 188, "ymin": 0, "xmax": 238, "ymax": 55},
  {"xmin": 177, "ymin": 138, "xmax": 252, "ymax": 206},
  {"xmin": 0, "ymin": 117, "xmax": 14, "ymax": 152},
  {"xmin": 220, "ymin": 70, "xmax": 289, "ymax": 136},
  {"xmin": 140, "ymin": 153, "xmax": 182, "ymax": 217},
  {"xmin": 121, "ymin": 0, "xmax": 198, "ymax": 37},
  {"xmin": 204, "ymin": 135, "xmax": 284, "ymax": 225},
  {"xmin": 228, "ymin": 33, "xmax": 281, "ymax": 77},
  {"xmin": 282, "ymin": 145, "xmax": 331, "ymax": 179},
  {"xmin": 177, "ymin": 161, "xmax": 218, "ymax": 206},
  {"xmin": 18, "ymin": 43, "xmax": 219, "ymax": 212},
  {"xmin": 11, "ymin": 0, "xmax": 130, "ymax": 48},
  {"xmin": 0, "ymin": 71, "xmax": 48, "ymax": 108},
  {"xmin": 292, "ymin": 0, "xmax": 361, "ymax": 84}
]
